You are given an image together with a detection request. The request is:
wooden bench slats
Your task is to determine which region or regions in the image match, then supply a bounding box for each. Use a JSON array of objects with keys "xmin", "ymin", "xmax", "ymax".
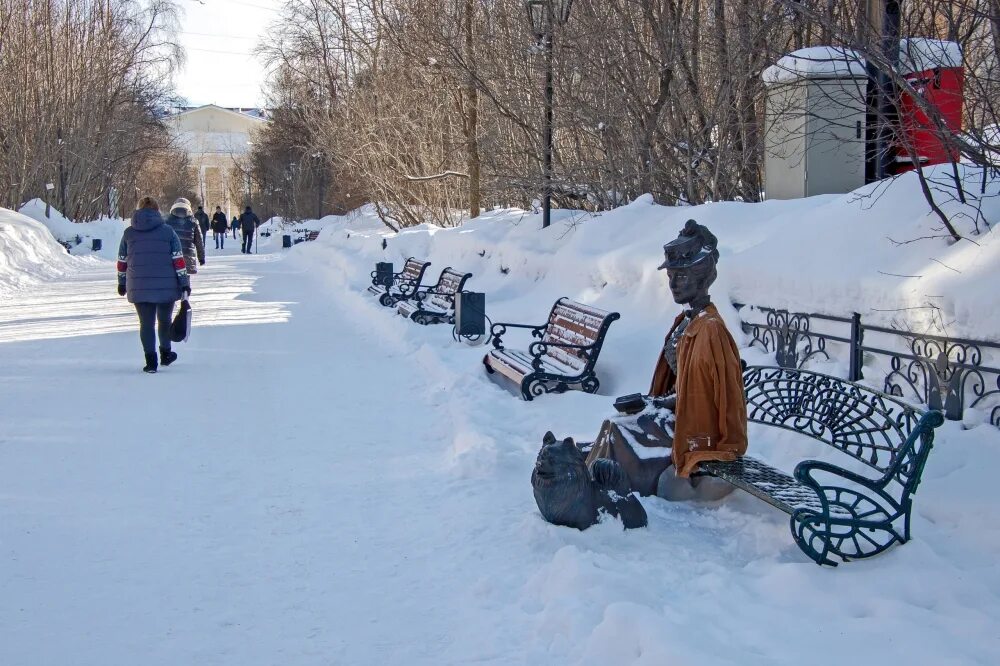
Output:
[
  {"xmin": 487, "ymin": 348, "xmax": 581, "ymax": 378},
  {"xmin": 483, "ymin": 297, "xmax": 619, "ymax": 400},
  {"xmin": 395, "ymin": 267, "xmax": 472, "ymax": 324},
  {"xmin": 369, "ymin": 258, "xmax": 432, "ymax": 307}
]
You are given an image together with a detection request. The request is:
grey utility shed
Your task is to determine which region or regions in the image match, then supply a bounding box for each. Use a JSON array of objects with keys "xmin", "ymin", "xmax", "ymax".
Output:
[{"xmin": 763, "ymin": 47, "xmax": 868, "ymax": 200}]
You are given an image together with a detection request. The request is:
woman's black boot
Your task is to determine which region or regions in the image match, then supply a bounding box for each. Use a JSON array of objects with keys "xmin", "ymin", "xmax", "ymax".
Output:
[
  {"xmin": 159, "ymin": 347, "xmax": 178, "ymax": 367},
  {"xmin": 143, "ymin": 353, "xmax": 158, "ymax": 373}
]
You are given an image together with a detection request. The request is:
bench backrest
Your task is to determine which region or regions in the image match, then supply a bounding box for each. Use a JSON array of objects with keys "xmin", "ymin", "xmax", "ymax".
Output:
[
  {"xmin": 743, "ymin": 366, "xmax": 942, "ymax": 493},
  {"xmin": 399, "ymin": 258, "xmax": 430, "ymax": 284},
  {"xmin": 541, "ymin": 298, "xmax": 619, "ymax": 373},
  {"xmin": 426, "ymin": 268, "xmax": 471, "ymax": 311}
]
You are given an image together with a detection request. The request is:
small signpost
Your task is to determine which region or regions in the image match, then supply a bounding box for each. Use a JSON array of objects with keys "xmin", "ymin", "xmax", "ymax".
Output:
[{"xmin": 45, "ymin": 183, "xmax": 55, "ymax": 218}]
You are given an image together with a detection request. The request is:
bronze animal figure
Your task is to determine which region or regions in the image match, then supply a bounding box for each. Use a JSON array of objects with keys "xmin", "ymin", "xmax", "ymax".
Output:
[{"xmin": 531, "ymin": 432, "xmax": 647, "ymax": 530}]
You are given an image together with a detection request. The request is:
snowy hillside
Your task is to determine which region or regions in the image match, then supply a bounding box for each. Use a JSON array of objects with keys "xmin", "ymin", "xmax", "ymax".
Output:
[
  {"xmin": 18, "ymin": 198, "xmax": 128, "ymax": 261},
  {"xmin": 0, "ymin": 207, "xmax": 83, "ymax": 298}
]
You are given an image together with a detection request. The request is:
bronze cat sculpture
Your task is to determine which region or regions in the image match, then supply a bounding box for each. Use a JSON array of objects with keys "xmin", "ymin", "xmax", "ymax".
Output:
[{"xmin": 531, "ymin": 432, "xmax": 648, "ymax": 530}]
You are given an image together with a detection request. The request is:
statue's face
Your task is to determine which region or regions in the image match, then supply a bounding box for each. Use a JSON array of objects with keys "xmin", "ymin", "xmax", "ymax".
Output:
[{"xmin": 667, "ymin": 266, "xmax": 707, "ymax": 304}]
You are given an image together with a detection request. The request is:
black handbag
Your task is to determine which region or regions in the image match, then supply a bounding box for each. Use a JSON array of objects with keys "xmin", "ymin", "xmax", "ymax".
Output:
[{"xmin": 169, "ymin": 297, "xmax": 192, "ymax": 342}]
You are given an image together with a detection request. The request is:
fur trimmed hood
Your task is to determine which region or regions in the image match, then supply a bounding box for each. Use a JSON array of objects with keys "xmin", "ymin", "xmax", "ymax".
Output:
[{"xmin": 170, "ymin": 198, "xmax": 193, "ymax": 218}]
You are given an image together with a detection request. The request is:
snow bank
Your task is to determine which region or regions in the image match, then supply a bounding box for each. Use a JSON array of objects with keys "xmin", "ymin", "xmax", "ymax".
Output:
[
  {"xmin": 0, "ymin": 207, "xmax": 83, "ymax": 298},
  {"xmin": 17, "ymin": 199, "xmax": 127, "ymax": 261},
  {"xmin": 293, "ymin": 165, "xmax": 999, "ymax": 344}
]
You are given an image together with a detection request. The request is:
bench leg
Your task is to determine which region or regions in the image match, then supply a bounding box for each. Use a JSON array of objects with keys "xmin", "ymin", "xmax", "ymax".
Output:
[
  {"xmin": 790, "ymin": 506, "xmax": 904, "ymax": 566},
  {"xmin": 520, "ymin": 373, "xmax": 540, "ymax": 401}
]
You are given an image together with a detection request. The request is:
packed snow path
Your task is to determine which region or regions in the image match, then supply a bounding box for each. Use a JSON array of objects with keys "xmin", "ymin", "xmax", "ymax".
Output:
[{"xmin": 1, "ymin": 246, "xmax": 998, "ymax": 665}]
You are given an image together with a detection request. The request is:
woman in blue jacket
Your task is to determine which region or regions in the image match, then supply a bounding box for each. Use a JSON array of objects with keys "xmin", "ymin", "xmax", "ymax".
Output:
[{"xmin": 116, "ymin": 197, "xmax": 192, "ymax": 373}]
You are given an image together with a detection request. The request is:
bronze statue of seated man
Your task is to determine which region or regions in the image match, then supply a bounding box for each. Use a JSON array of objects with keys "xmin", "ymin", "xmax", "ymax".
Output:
[{"xmin": 531, "ymin": 220, "xmax": 748, "ymax": 527}]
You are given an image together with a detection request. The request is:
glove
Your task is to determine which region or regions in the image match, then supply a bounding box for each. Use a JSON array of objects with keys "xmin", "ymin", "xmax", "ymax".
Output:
[{"xmin": 117, "ymin": 284, "xmax": 127, "ymax": 297}]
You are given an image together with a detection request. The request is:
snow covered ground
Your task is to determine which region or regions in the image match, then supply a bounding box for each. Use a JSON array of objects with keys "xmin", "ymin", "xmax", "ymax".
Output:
[
  {"xmin": 17, "ymin": 198, "xmax": 128, "ymax": 261},
  {"xmin": 1, "ymin": 171, "xmax": 1000, "ymax": 665}
]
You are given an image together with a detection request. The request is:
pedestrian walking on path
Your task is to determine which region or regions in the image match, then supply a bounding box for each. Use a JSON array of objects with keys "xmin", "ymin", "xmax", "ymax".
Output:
[
  {"xmin": 211, "ymin": 206, "xmax": 228, "ymax": 249},
  {"xmin": 231, "ymin": 215, "xmax": 240, "ymax": 239},
  {"xmin": 240, "ymin": 206, "xmax": 260, "ymax": 254},
  {"xmin": 195, "ymin": 205, "xmax": 210, "ymax": 246},
  {"xmin": 165, "ymin": 198, "xmax": 205, "ymax": 273},
  {"xmin": 116, "ymin": 197, "xmax": 190, "ymax": 373}
]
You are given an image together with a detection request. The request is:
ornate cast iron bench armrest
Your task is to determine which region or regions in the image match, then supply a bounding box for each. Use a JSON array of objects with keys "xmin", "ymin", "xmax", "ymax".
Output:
[
  {"xmin": 413, "ymin": 287, "xmax": 452, "ymax": 305},
  {"xmin": 395, "ymin": 279, "xmax": 425, "ymax": 298},
  {"xmin": 789, "ymin": 458, "xmax": 910, "ymax": 566},
  {"xmin": 794, "ymin": 459, "xmax": 902, "ymax": 511},
  {"xmin": 527, "ymin": 340, "xmax": 596, "ymax": 371},
  {"xmin": 489, "ymin": 322, "xmax": 547, "ymax": 349}
]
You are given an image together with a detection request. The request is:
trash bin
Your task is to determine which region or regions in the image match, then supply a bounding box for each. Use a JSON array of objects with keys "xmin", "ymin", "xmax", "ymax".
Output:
[
  {"xmin": 455, "ymin": 292, "xmax": 486, "ymax": 337},
  {"xmin": 282, "ymin": 234, "xmax": 292, "ymax": 248},
  {"xmin": 91, "ymin": 238, "xmax": 102, "ymax": 252}
]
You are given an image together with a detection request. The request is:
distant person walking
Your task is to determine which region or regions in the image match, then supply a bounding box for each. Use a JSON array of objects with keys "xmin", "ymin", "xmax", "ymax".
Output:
[
  {"xmin": 116, "ymin": 196, "xmax": 190, "ymax": 373},
  {"xmin": 211, "ymin": 206, "xmax": 228, "ymax": 249},
  {"xmin": 240, "ymin": 205, "xmax": 260, "ymax": 254},
  {"xmin": 164, "ymin": 198, "xmax": 205, "ymax": 273},
  {"xmin": 195, "ymin": 205, "xmax": 210, "ymax": 246},
  {"xmin": 231, "ymin": 215, "xmax": 240, "ymax": 239}
]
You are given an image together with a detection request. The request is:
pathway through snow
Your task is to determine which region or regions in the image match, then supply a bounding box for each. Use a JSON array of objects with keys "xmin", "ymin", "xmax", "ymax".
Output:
[{"xmin": 1, "ymin": 248, "xmax": 997, "ymax": 665}]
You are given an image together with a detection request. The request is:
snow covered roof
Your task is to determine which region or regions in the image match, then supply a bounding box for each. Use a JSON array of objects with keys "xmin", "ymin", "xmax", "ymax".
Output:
[
  {"xmin": 763, "ymin": 40, "xmax": 962, "ymax": 85},
  {"xmin": 763, "ymin": 46, "xmax": 867, "ymax": 85},
  {"xmin": 898, "ymin": 38, "xmax": 962, "ymax": 74}
]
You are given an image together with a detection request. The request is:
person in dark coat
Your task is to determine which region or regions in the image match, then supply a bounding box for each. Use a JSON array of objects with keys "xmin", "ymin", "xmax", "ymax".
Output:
[
  {"xmin": 117, "ymin": 196, "xmax": 191, "ymax": 373},
  {"xmin": 211, "ymin": 206, "xmax": 229, "ymax": 249},
  {"xmin": 164, "ymin": 198, "xmax": 206, "ymax": 273},
  {"xmin": 231, "ymin": 215, "xmax": 240, "ymax": 239},
  {"xmin": 239, "ymin": 206, "xmax": 260, "ymax": 254},
  {"xmin": 195, "ymin": 205, "xmax": 210, "ymax": 246}
]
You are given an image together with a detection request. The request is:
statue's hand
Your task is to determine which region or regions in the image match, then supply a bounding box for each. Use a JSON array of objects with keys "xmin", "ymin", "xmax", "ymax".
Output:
[{"xmin": 648, "ymin": 394, "xmax": 677, "ymax": 411}]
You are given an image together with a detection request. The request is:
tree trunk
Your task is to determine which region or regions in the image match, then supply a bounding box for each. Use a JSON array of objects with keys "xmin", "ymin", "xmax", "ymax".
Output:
[{"xmin": 464, "ymin": 0, "xmax": 481, "ymax": 219}]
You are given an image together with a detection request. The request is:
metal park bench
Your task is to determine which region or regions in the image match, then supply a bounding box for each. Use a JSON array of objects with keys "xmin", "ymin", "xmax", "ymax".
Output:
[
  {"xmin": 700, "ymin": 366, "xmax": 944, "ymax": 566},
  {"xmin": 483, "ymin": 298, "xmax": 619, "ymax": 401},
  {"xmin": 397, "ymin": 267, "xmax": 472, "ymax": 325},
  {"xmin": 367, "ymin": 258, "xmax": 432, "ymax": 307}
]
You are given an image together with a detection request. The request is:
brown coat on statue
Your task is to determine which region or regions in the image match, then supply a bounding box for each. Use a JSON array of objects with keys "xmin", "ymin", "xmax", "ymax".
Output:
[{"xmin": 650, "ymin": 304, "xmax": 748, "ymax": 477}]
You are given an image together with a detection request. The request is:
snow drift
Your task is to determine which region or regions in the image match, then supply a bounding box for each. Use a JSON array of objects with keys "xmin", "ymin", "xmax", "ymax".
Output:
[
  {"xmin": 17, "ymin": 198, "xmax": 128, "ymax": 261},
  {"xmin": 0, "ymin": 207, "xmax": 82, "ymax": 298}
]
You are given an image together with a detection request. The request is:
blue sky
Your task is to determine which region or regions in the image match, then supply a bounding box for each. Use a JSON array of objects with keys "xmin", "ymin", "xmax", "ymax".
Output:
[{"xmin": 174, "ymin": 0, "xmax": 280, "ymax": 107}]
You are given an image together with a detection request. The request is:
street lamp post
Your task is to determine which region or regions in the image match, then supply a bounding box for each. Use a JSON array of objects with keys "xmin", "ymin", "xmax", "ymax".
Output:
[{"xmin": 525, "ymin": 0, "xmax": 573, "ymax": 229}]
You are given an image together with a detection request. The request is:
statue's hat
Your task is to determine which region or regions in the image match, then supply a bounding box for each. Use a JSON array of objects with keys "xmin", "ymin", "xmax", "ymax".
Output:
[{"xmin": 658, "ymin": 219, "xmax": 719, "ymax": 270}]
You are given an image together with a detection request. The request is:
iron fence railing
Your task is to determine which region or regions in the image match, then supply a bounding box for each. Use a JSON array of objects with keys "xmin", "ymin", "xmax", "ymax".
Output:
[{"xmin": 735, "ymin": 303, "xmax": 1000, "ymax": 427}]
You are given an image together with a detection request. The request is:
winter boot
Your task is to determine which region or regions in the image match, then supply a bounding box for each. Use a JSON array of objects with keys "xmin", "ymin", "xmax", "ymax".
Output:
[
  {"xmin": 143, "ymin": 353, "xmax": 158, "ymax": 373},
  {"xmin": 160, "ymin": 347, "xmax": 178, "ymax": 367}
]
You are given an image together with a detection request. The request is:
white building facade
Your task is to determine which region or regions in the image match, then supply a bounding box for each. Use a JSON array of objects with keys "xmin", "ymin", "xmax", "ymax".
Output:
[{"xmin": 167, "ymin": 105, "xmax": 266, "ymax": 217}]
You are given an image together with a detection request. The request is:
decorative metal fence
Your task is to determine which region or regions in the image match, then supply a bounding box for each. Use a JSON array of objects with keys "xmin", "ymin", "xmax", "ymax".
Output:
[{"xmin": 735, "ymin": 304, "xmax": 1000, "ymax": 428}]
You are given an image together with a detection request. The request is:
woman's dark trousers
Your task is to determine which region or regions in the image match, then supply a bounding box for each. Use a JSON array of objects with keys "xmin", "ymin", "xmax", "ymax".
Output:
[{"xmin": 134, "ymin": 302, "xmax": 175, "ymax": 354}]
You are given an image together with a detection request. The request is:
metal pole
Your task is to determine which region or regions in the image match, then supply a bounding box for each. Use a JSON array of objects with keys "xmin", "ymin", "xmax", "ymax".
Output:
[
  {"xmin": 57, "ymin": 126, "xmax": 67, "ymax": 215},
  {"xmin": 316, "ymin": 156, "xmax": 324, "ymax": 219},
  {"xmin": 542, "ymin": 7, "xmax": 554, "ymax": 229},
  {"xmin": 863, "ymin": 0, "xmax": 900, "ymax": 182},
  {"xmin": 879, "ymin": 0, "xmax": 901, "ymax": 179}
]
